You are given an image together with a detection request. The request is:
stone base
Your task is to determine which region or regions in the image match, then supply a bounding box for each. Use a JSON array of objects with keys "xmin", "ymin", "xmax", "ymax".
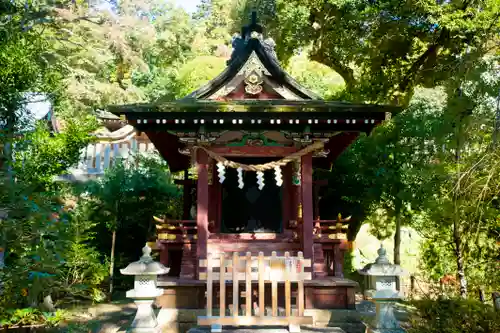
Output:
[
  {"xmin": 129, "ymin": 327, "xmax": 161, "ymax": 333},
  {"xmin": 156, "ymin": 309, "xmax": 366, "ymax": 333},
  {"xmin": 156, "ymin": 279, "xmax": 205, "ymax": 309},
  {"xmin": 305, "ymin": 278, "xmax": 358, "ymax": 310}
]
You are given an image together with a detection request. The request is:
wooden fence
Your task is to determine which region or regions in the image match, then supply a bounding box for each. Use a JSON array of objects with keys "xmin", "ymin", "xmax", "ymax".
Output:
[{"xmin": 198, "ymin": 251, "xmax": 313, "ymax": 333}]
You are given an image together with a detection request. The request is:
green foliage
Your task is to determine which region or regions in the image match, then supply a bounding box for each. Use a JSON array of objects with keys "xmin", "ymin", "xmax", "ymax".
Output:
[
  {"xmin": 192, "ymin": 0, "xmax": 241, "ymax": 56},
  {"xmin": 256, "ymin": 0, "xmax": 500, "ymax": 102},
  {"xmin": 0, "ymin": 307, "xmax": 69, "ymax": 328},
  {"xmin": 407, "ymin": 298, "xmax": 500, "ymax": 333},
  {"xmin": 81, "ymin": 153, "xmax": 182, "ymax": 289},
  {"xmin": 0, "ymin": 185, "xmax": 108, "ymax": 310},
  {"xmin": 0, "ymin": 0, "xmax": 64, "ymax": 148},
  {"xmin": 324, "ymin": 87, "xmax": 448, "ymax": 238},
  {"xmin": 172, "ymin": 56, "xmax": 228, "ymax": 99},
  {"xmin": 285, "ymin": 53, "xmax": 345, "ymax": 98},
  {"xmin": 84, "ymin": 154, "xmax": 181, "ymax": 231},
  {"xmin": 13, "ymin": 118, "xmax": 97, "ymax": 189}
]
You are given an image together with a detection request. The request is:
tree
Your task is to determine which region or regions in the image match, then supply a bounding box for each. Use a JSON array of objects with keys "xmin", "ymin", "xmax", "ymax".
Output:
[
  {"xmin": 321, "ymin": 87, "xmax": 448, "ymax": 264},
  {"xmin": 418, "ymin": 57, "xmax": 500, "ymax": 298},
  {"xmin": 0, "ymin": 0, "xmax": 68, "ymax": 282},
  {"xmin": 192, "ymin": 0, "xmax": 241, "ymax": 55},
  {"xmin": 235, "ymin": 0, "xmax": 500, "ymax": 103},
  {"xmin": 285, "ymin": 52, "xmax": 345, "ymax": 98},
  {"xmin": 12, "ymin": 118, "xmax": 97, "ymax": 190},
  {"xmin": 83, "ymin": 154, "xmax": 181, "ymax": 298}
]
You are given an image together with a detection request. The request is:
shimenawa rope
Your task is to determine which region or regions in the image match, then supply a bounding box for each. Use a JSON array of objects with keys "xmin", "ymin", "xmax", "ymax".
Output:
[{"xmin": 193, "ymin": 140, "xmax": 324, "ymax": 172}]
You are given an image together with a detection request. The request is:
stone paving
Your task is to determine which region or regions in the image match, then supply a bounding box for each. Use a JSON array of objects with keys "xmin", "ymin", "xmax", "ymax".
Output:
[{"xmin": 188, "ymin": 328, "xmax": 347, "ymax": 333}]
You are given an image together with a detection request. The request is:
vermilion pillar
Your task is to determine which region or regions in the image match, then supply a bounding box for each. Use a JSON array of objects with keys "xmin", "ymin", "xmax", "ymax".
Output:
[
  {"xmin": 301, "ymin": 153, "xmax": 314, "ymax": 259},
  {"xmin": 182, "ymin": 170, "xmax": 191, "ymax": 220},
  {"xmin": 196, "ymin": 149, "xmax": 209, "ymax": 262}
]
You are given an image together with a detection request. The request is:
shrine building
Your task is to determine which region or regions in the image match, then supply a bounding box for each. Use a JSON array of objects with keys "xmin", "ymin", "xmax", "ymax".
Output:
[{"xmin": 109, "ymin": 15, "xmax": 400, "ymax": 311}]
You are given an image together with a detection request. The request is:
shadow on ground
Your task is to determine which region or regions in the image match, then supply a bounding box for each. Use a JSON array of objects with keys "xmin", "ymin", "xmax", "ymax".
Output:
[{"xmin": 62, "ymin": 295, "xmax": 140, "ymax": 333}]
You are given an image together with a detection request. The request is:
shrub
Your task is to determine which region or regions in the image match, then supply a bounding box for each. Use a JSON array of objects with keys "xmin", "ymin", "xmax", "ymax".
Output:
[
  {"xmin": 407, "ymin": 298, "xmax": 500, "ymax": 333},
  {"xmin": 0, "ymin": 308, "xmax": 69, "ymax": 328}
]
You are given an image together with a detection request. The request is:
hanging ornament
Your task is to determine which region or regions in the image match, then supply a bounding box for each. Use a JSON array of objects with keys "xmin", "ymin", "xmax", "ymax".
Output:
[
  {"xmin": 256, "ymin": 171, "xmax": 265, "ymax": 190},
  {"xmin": 292, "ymin": 161, "xmax": 301, "ymax": 186},
  {"xmin": 217, "ymin": 162, "xmax": 225, "ymax": 183},
  {"xmin": 274, "ymin": 166, "xmax": 283, "ymax": 186},
  {"xmin": 237, "ymin": 167, "xmax": 244, "ymax": 189}
]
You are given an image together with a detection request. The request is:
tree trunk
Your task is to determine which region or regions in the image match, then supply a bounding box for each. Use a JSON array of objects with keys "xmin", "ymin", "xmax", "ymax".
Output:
[
  {"xmin": 1, "ymin": 109, "xmax": 16, "ymax": 295},
  {"xmin": 394, "ymin": 198, "xmax": 402, "ymax": 290},
  {"xmin": 453, "ymin": 222, "xmax": 467, "ymax": 298},
  {"xmin": 109, "ymin": 229, "xmax": 117, "ymax": 300},
  {"xmin": 453, "ymin": 113, "xmax": 467, "ymax": 299}
]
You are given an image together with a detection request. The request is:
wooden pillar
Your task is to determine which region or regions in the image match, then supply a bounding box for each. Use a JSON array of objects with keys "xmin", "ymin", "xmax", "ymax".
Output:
[
  {"xmin": 208, "ymin": 161, "xmax": 215, "ymax": 231},
  {"xmin": 301, "ymin": 153, "xmax": 314, "ymax": 260},
  {"xmin": 182, "ymin": 170, "xmax": 191, "ymax": 220},
  {"xmin": 333, "ymin": 244, "xmax": 344, "ymax": 278},
  {"xmin": 290, "ymin": 184, "xmax": 298, "ymax": 222},
  {"xmin": 313, "ymin": 180, "xmax": 327, "ymax": 220},
  {"xmin": 159, "ymin": 244, "xmax": 168, "ymax": 266},
  {"xmin": 196, "ymin": 149, "xmax": 209, "ymax": 262},
  {"xmin": 313, "ymin": 184, "xmax": 321, "ymax": 220}
]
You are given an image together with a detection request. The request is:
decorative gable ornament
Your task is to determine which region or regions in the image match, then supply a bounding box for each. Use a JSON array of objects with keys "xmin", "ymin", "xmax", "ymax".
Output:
[{"xmin": 244, "ymin": 72, "xmax": 264, "ymax": 95}]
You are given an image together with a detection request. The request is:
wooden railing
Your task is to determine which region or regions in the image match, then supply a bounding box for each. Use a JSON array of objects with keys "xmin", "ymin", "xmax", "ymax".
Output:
[
  {"xmin": 198, "ymin": 251, "xmax": 313, "ymax": 333},
  {"xmin": 313, "ymin": 219, "xmax": 349, "ymax": 241},
  {"xmin": 156, "ymin": 219, "xmax": 198, "ymax": 242}
]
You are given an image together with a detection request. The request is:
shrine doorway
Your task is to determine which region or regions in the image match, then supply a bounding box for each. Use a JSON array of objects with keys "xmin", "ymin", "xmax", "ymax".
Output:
[{"xmin": 221, "ymin": 158, "xmax": 283, "ymax": 233}]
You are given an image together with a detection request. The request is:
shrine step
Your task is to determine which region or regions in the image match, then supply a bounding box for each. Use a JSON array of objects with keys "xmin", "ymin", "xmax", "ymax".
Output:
[
  {"xmin": 157, "ymin": 309, "xmax": 365, "ymax": 333},
  {"xmin": 180, "ymin": 244, "xmax": 197, "ymax": 279}
]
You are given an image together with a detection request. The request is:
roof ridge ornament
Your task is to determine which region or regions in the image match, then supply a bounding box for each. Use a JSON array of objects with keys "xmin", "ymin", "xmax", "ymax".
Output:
[
  {"xmin": 242, "ymin": 11, "xmax": 263, "ymax": 40},
  {"xmin": 227, "ymin": 11, "xmax": 278, "ymax": 66}
]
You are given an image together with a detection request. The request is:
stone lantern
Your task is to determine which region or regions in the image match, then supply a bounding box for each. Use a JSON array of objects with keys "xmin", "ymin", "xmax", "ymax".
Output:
[
  {"xmin": 358, "ymin": 244, "xmax": 407, "ymax": 333},
  {"xmin": 121, "ymin": 244, "xmax": 169, "ymax": 333}
]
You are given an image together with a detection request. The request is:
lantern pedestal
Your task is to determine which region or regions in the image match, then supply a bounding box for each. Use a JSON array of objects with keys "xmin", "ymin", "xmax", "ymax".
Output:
[
  {"xmin": 129, "ymin": 299, "xmax": 159, "ymax": 332},
  {"xmin": 370, "ymin": 299, "xmax": 404, "ymax": 333}
]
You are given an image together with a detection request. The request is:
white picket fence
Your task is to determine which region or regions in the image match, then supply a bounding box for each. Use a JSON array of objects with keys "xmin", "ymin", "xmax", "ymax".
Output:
[{"xmin": 57, "ymin": 137, "xmax": 157, "ymax": 182}]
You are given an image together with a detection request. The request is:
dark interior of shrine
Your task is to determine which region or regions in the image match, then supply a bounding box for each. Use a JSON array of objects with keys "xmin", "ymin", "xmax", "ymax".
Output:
[{"xmin": 221, "ymin": 158, "xmax": 282, "ymax": 233}]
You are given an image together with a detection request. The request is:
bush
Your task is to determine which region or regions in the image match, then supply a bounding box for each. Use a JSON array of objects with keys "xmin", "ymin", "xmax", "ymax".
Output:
[
  {"xmin": 407, "ymin": 298, "xmax": 500, "ymax": 333},
  {"xmin": 0, "ymin": 308, "xmax": 68, "ymax": 328}
]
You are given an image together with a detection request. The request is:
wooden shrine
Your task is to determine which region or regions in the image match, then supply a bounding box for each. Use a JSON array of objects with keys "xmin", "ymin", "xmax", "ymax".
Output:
[{"xmin": 109, "ymin": 14, "xmax": 400, "ymax": 311}]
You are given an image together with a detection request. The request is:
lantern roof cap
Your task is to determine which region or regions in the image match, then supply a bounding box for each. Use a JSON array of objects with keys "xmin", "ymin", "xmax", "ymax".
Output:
[
  {"xmin": 120, "ymin": 244, "xmax": 169, "ymax": 276},
  {"xmin": 358, "ymin": 244, "xmax": 408, "ymax": 277}
]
